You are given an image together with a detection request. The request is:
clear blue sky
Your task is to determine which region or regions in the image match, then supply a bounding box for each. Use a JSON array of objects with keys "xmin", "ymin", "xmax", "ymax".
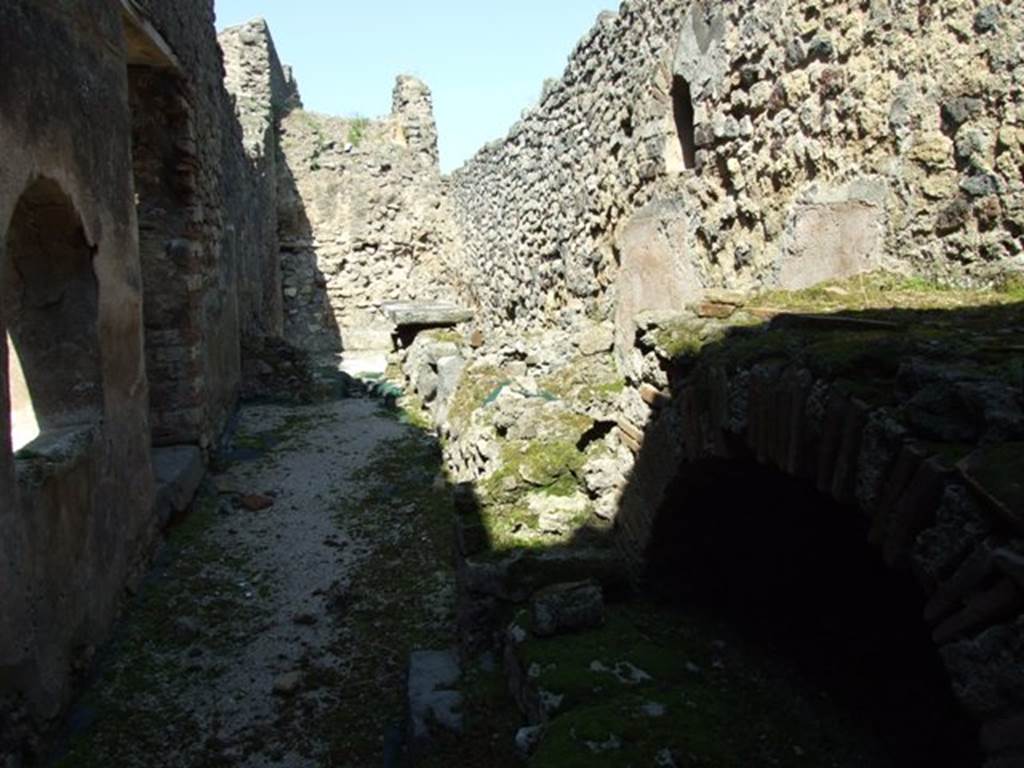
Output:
[{"xmin": 214, "ymin": 1, "xmax": 614, "ymax": 172}]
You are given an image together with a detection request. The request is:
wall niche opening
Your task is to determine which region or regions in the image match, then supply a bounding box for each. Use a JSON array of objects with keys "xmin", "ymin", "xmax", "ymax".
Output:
[
  {"xmin": 645, "ymin": 456, "xmax": 982, "ymax": 768},
  {"xmin": 666, "ymin": 75, "xmax": 697, "ymax": 172},
  {"xmin": 2, "ymin": 178, "xmax": 102, "ymax": 452}
]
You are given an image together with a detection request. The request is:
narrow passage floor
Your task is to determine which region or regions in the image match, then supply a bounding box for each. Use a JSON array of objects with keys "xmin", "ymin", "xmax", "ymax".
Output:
[{"xmin": 53, "ymin": 394, "xmax": 461, "ymax": 767}]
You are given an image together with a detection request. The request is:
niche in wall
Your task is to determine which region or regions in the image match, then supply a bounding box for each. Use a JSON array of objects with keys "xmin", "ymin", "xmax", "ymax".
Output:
[
  {"xmin": 665, "ymin": 75, "xmax": 697, "ymax": 173},
  {"xmin": 2, "ymin": 178, "xmax": 101, "ymax": 451}
]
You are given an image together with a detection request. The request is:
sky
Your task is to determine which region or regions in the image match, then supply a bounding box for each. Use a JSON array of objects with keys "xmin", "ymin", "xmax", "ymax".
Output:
[{"xmin": 214, "ymin": 1, "xmax": 615, "ymax": 172}]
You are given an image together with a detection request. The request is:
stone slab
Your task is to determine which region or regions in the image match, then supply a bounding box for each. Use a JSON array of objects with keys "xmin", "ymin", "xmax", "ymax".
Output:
[
  {"xmin": 380, "ymin": 301, "xmax": 473, "ymax": 327},
  {"xmin": 530, "ymin": 580, "xmax": 605, "ymax": 637},
  {"xmin": 338, "ymin": 351, "xmax": 389, "ymax": 378},
  {"xmin": 958, "ymin": 444, "xmax": 1024, "ymax": 533},
  {"xmin": 407, "ymin": 648, "xmax": 463, "ymax": 749},
  {"xmin": 153, "ymin": 445, "xmax": 204, "ymax": 525},
  {"xmin": 777, "ymin": 199, "xmax": 883, "ymax": 291}
]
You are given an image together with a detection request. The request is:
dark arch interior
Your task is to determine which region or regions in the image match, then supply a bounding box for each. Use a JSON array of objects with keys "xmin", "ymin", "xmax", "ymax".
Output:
[
  {"xmin": 3, "ymin": 178, "xmax": 101, "ymax": 438},
  {"xmin": 645, "ymin": 457, "xmax": 982, "ymax": 767},
  {"xmin": 671, "ymin": 75, "xmax": 697, "ymax": 170}
]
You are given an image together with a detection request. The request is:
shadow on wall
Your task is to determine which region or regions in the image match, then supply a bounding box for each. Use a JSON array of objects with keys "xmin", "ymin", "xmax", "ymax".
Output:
[
  {"xmin": 611, "ymin": 294, "xmax": 1024, "ymax": 767},
  {"xmin": 276, "ymin": 144, "xmax": 343, "ymax": 356},
  {"xmin": 454, "ymin": 294, "xmax": 1024, "ymax": 767}
]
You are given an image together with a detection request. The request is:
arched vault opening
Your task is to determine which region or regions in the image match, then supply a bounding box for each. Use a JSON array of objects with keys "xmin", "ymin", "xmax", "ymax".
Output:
[{"xmin": 645, "ymin": 455, "xmax": 983, "ymax": 767}]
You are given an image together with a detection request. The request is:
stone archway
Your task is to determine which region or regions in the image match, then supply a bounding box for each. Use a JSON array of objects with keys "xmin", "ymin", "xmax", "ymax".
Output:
[
  {"xmin": 616, "ymin": 359, "xmax": 1024, "ymax": 767},
  {"xmin": 646, "ymin": 453, "xmax": 983, "ymax": 765}
]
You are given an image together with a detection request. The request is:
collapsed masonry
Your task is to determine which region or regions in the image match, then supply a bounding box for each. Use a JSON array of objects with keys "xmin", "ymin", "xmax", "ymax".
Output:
[{"xmin": 1, "ymin": 0, "xmax": 1023, "ymax": 764}]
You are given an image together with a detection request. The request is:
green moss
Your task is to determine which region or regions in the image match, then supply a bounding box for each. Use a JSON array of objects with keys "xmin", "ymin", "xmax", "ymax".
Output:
[
  {"xmin": 471, "ymin": 491, "xmax": 596, "ymax": 554},
  {"xmin": 54, "ymin": 491, "xmax": 270, "ymax": 766},
  {"xmin": 484, "ymin": 437, "xmax": 586, "ymax": 499},
  {"xmin": 518, "ymin": 603, "xmax": 892, "ymax": 768},
  {"xmin": 395, "ymin": 392, "xmax": 434, "ymax": 430},
  {"xmin": 233, "ymin": 412, "xmax": 316, "ymax": 453},
  {"xmin": 473, "ymin": 502, "xmax": 543, "ymax": 552},
  {"xmin": 421, "ymin": 328, "xmax": 464, "ymax": 345},
  {"xmin": 541, "ymin": 474, "xmax": 581, "ymax": 498},
  {"xmin": 312, "ymin": 428, "xmax": 459, "ymax": 761},
  {"xmin": 652, "ymin": 320, "xmax": 708, "ymax": 358},
  {"xmin": 540, "ymin": 358, "xmax": 626, "ymax": 408},
  {"xmin": 995, "ymin": 271, "xmax": 1024, "ymax": 301},
  {"xmin": 750, "ymin": 270, "xmax": 1023, "ymax": 315},
  {"xmin": 447, "ymin": 364, "xmax": 508, "ymax": 434},
  {"xmin": 416, "ymin": 659, "xmax": 523, "ymax": 768}
]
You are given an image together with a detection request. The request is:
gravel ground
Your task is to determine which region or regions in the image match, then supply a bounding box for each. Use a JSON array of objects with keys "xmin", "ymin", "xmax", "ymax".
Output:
[{"xmin": 53, "ymin": 395, "xmax": 458, "ymax": 768}]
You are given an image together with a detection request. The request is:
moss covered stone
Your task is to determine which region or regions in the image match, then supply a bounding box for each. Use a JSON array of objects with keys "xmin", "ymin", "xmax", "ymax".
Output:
[{"xmin": 511, "ymin": 603, "xmax": 893, "ymax": 768}]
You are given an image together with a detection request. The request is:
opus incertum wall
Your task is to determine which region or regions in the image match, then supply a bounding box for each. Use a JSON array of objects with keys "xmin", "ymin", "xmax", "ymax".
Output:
[{"xmin": 449, "ymin": 0, "xmax": 1024, "ymax": 340}]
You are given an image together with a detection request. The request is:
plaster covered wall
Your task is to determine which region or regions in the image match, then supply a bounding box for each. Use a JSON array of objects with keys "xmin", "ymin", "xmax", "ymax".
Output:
[
  {"xmin": 0, "ymin": 0, "xmax": 288, "ymax": 755},
  {"xmin": 450, "ymin": 0, "xmax": 1024, "ymax": 341},
  {"xmin": 0, "ymin": 0, "xmax": 154, "ymax": 751}
]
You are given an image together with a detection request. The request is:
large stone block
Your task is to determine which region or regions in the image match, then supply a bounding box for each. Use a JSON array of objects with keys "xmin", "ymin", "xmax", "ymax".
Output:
[
  {"xmin": 613, "ymin": 201, "xmax": 704, "ymax": 361},
  {"xmin": 777, "ymin": 198, "xmax": 884, "ymax": 290},
  {"xmin": 152, "ymin": 444, "xmax": 205, "ymax": 525}
]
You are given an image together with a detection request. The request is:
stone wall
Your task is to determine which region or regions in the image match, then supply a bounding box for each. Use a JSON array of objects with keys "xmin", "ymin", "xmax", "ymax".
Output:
[
  {"xmin": 277, "ymin": 76, "xmax": 457, "ymax": 353},
  {"xmin": 610, "ymin": 282, "xmax": 1024, "ymax": 767},
  {"xmin": 0, "ymin": 0, "xmax": 155, "ymax": 754},
  {"xmin": 220, "ymin": 18, "xmax": 301, "ymax": 343},
  {"xmin": 1, "ymin": 1, "xmax": 289, "ymax": 756},
  {"xmin": 126, "ymin": 0, "xmax": 240, "ymax": 446},
  {"xmin": 449, "ymin": 0, "xmax": 1024, "ymax": 346}
]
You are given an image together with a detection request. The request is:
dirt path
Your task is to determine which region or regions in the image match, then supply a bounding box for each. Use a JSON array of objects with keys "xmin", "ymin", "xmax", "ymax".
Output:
[{"xmin": 53, "ymin": 395, "xmax": 459, "ymax": 767}]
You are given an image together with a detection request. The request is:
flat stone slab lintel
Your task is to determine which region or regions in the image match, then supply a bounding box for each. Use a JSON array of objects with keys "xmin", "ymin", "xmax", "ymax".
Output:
[{"xmin": 380, "ymin": 301, "xmax": 473, "ymax": 327}]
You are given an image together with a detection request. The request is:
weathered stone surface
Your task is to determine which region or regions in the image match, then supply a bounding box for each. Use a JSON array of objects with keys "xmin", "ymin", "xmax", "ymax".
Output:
[
  {"xmin": 529, "ymin": 492, "xmax": 590, "ymax": 535},
  {"xmin": 407, "ymin": 649, "xmax": 464, "ymax": 749},
  {"xmin": 530, "ymin": 581, "xmax": 605, "ymax": 637},
  {"xmin": 613, "ymin": 201, "xmax": 705, "ymax": 361},
  {"xmin": 577, "ymin": 323, "xmax": 616, "ymax": 356},
  {"xmin": 5, "ymin": 0, "xmax": 1024, "ymax": 761},
  {"xmin": 276, "ymin": 78, "xmax": 459, "ymax": 352},
  {"xmin": 0, "ymin": 0, "xmax": 244, "ymax": 752},
  {"xmin": 449, "ymin": 0, "xmax": 1024, "ymax": 334},
  {"xmin": 272, "ymin": 671, "xmax": 304, "ymax": 697},
  {"xmin": 777, "ymin": 198, "xmax": 883, "ymax": 290},
  {"xmin": 941, "ymin": 614, "xmax": 1024, "ymax": 721},
  {"xmin": 382, "ymin": 301, "xmax": 474, "ymax": 328},
  {"xmin": 152, "ymin": 445, "xmax": 204, "ymax": 525}
]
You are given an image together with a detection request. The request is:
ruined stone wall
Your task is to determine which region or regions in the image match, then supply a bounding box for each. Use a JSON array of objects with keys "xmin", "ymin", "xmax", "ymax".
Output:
[
  {"xmin": 220, "ymin": 18, "xmax": 302, "ymax": 343},
  {"xmin": 450, "ymin": 0, "xmax": 1024, "ymax": 341},
  {"xmin": 277, "ymin": 76, "xmax": 457, "ymax": 353},
  {"xmin": 131, "ymin": 0, "xmax": 255, "ymax": 447},
  {"xmin": 0, "ymin": 0, "xmax": 155, "ymax": 753}
]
